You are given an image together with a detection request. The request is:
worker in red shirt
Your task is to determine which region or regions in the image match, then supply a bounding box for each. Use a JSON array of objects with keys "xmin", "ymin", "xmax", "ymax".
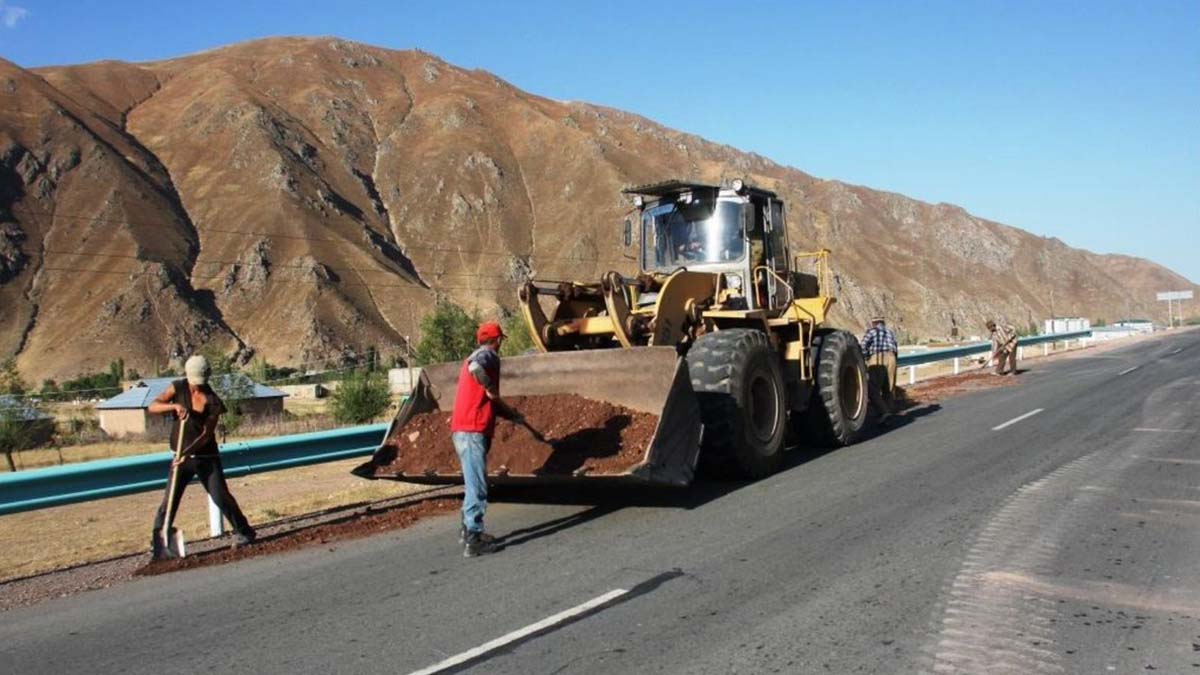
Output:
[{"xmin": 451, "ymin": 321, "xmax": 525, "ymax": 557}]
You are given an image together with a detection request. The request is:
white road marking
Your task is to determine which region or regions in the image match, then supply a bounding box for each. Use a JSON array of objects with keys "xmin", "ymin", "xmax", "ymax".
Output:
[
  {"xmin": 1118, "ymin": 365, "xmax": 1139, "ymax": 376},
  {"xmin": 992, "ymin": 408, "xmax": 1044, "ymax": 431},
  {"xmin": 1133, "ymin": 427, "xmax": 1195, "ymax": 434},
  {"xmin": 1169, "ymin": 348, "xmax": 1183, "ymax": 355},
  {"xmin": 1144, "ymin": 457, "xmax": 1200, "ymax": 465},
  {"xmin": 407, "ymin": 588, "xmax": 629, "ymax": 675}
]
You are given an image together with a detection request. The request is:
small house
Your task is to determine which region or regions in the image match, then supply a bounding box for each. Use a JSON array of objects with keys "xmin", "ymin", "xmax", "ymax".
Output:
[
  {"xmin": 97, "ymin": 376, "xmax": 287, "ymax": 438},
  {"xmin": 0, "ymin": 395, "xmax": 56, "ymax": 448}
]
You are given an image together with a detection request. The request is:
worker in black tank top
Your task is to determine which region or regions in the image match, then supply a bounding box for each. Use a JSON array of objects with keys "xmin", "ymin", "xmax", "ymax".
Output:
[{"xmin": 149, "ymin": 355, "xmax": 255, "ymax": 559}]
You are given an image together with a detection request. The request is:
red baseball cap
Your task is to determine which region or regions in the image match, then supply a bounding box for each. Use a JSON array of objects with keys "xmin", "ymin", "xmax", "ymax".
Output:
[{"xmin": 476, "ymin": 321, "xmax": 506, "ymax": 344}]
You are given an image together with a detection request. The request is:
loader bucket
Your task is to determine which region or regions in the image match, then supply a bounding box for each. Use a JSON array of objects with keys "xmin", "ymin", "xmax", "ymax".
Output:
[{"xmin": 352, "ymin": 347, "xmax": 702, "ymax": 486}]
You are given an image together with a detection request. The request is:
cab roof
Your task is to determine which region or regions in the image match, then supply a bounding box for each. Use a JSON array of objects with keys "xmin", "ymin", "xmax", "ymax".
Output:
[{"xmin": 622, "ymin": 179, "xmax": 778, "ymax": 200}]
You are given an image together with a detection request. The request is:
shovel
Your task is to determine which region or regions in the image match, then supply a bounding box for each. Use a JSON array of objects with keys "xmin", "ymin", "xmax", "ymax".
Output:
[
  {"xmin": 517, "ymin": 418, "xmax": 549, "ymax": 444},
  {"xmin": 159, "ymin": 418, "xmax": 188, "ymax": 558}
]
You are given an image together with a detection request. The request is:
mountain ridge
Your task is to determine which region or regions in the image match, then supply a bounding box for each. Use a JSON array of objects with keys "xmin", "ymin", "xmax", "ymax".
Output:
[{"xmin": 0, "ymin": 37, "xmax": 1193, "ymax": 380}]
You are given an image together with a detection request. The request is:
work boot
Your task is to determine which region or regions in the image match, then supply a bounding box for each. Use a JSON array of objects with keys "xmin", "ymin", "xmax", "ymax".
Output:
[
  {"xmin": 458, "ymin": 525, "xmax": 496, "ymax": 545},
  {"xmin": 463, "ymin": 532, "xmax": 498, "ymax": 558}
]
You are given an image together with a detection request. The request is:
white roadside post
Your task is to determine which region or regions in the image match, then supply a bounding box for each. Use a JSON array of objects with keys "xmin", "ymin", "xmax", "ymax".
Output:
[
  {"xmin": 209, "ymin": 495, "xmax": 225, "ymax": 537},
  {"xmin": 908, "ymin": 365, "xmax": 916, "ymax": 385},
  {"xmin": 1017, "ymin": 346, "xmax": 1024, "ymax": 361},
  {"xmin": 1043, "ymin": 342, "xmax": 1049, "ymax": 356},
  {"xmin": 953, "ymin": 357, "xmax": 960, "ymax": 375}
]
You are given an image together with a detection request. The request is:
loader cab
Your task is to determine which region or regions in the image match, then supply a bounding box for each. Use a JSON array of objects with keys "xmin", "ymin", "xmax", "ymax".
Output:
[{"xmin": 629, "ymin": 180, "xmax": 791, "ymax": 312}]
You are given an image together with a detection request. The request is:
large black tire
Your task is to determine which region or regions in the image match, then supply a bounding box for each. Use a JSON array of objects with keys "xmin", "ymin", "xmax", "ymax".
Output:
[
  {"xmin": 688, "ymin": 329, "xmax": 787, "ymax": 479},
  {"xmin": 801, "ymin": 329, "xmax": 870, "ymax": 447}
]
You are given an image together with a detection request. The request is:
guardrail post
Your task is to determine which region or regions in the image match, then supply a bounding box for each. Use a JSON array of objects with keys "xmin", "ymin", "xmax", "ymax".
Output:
[
  {"xmin": 908, "ymin": 365, "xmax": 916, "ymax": 385},
  {"xmin": 953, "ymin": 357, "xmax": 960, "ymax": 375},
  {"xmin": 1017, "ymin": 346, "xmax": 1024, "ymax": 361},
  {"xmin": 1043, "ymin": 342, "xmax": 1049, "ymax": 356},
  {"xmin": 209, "ymin": 494, "xmax": 225, "ymax": 537}
]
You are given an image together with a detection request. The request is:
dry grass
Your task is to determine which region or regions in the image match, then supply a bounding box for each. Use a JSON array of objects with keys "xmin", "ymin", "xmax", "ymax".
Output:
[
  {"xmin": 4, "ymin": 440, "xmax": 167, "ymax": 472},
  {"xmin": 0, "ymin": 457, "xmax": 430, "ymax": 582}
]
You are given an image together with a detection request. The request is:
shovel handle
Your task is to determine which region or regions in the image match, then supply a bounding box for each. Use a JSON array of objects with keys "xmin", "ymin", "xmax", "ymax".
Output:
[
  {"xmin": 519, "ymin": 420, "xmax": 548, "ymax": 443},
  {"xmin": 161, "ymin": 416, "xmax": 187, "ymax": 540}
]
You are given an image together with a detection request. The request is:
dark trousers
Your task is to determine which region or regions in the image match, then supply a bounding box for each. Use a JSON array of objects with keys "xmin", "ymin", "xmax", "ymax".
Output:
[{"xmin": 152, "ymin": 456, "xmax": 252, "ymax": 538}]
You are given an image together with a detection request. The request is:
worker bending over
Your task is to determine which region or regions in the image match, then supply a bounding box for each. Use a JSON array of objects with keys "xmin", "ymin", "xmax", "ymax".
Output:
[{"xmin": 987, "ymin": 320, "xmax": 1019, "ymax": 376}]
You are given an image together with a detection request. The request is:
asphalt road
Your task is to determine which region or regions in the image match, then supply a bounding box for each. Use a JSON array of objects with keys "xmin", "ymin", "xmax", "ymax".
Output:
[{"xmin": 3, "ymin": 331, "xmax": 1198, "ymax": 674}]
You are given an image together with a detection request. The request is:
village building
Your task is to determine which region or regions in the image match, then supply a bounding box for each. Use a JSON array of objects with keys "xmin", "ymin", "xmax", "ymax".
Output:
[{"xmin": 97, "ymin": 376, "xmax": 286, "ymax": 438}]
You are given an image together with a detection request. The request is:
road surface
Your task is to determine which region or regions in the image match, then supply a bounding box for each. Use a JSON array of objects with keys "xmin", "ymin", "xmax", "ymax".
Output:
[{"xmin": 3, "ymin": 331, "xmax": 1198, "ymax": 673}]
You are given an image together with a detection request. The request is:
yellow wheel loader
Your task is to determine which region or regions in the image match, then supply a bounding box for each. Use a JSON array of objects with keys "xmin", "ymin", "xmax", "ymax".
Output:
[{"xmin": 355, "ymin": 180, "xmax": 871, "ymax": 486}]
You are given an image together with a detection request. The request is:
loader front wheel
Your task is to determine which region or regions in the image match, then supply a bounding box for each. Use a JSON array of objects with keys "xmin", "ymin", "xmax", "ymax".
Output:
[
  {"xmin": 803, "ymin": 329, "xmax": 869, "ymax": 447},
  {"xmin": 689, "ymin": 329, "xmax": 787, "ymax": 480}
]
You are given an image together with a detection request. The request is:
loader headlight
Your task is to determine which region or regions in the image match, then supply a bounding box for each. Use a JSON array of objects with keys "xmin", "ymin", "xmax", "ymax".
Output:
[{"xmin": 725, "ymin": 274, "xmax": 743, "ymax": 290}]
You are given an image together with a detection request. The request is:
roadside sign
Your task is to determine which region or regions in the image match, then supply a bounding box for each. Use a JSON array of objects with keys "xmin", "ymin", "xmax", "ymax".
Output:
[{"xmin": 1157, "ymin": 291, "xmax": 1194, "ymax": 301}]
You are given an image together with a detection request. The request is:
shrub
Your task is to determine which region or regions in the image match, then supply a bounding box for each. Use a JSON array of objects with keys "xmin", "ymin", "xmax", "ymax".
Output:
[
  {"xmin": 499, "ymin": 311, "xmax": 535, "ymax": 357},
  {"xmin": 330, "ymin": 371, "xmax": 392, "ymax": 424}
]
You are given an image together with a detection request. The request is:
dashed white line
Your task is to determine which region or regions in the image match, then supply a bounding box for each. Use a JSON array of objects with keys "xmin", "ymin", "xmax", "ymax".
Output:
[
  {"xmin": 992, "ymin": 408, "xmax": 1044, "ymax": 431},
  {"xmin": 406, "ymin": 588, "xmax": 629, "ymax": 675},
  {"xmin": 1118, "ymin": 366, "xmax": 1140, "ymax": 376},
  {"xmin": 1169, "ymin": 348, "xmax": 1183, "ymax": 355},
  {"xmin": 1134, "ymin": 427, "xmax": 1195, "ymax": 434}
]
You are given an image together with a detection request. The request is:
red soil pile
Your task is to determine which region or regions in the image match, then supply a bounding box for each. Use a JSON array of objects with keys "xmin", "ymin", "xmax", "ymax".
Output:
[
  {"xmin": 898, "ymin": 371, "xmax": 1020, "ymax": 407},
  {"xmin": 374, "ymin": 394, "xmax": 659, "ymax": 477}
]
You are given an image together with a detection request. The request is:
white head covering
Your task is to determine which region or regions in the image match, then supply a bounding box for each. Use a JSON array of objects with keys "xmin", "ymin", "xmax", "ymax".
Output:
[{"xmin": 184, "ymin": 355, "xmax": 210, "ymax": 386}]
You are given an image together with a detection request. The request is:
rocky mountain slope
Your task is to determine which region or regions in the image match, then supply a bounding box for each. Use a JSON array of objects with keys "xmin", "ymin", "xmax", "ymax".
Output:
[{"xmin": 1, "ymin": 37, "xmax": 1193, "ymax": 380}]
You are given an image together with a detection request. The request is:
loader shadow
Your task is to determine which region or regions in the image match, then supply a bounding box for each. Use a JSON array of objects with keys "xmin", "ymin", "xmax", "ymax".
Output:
[
  {"xmin": 861, "ymin": 403, "xmax": 943, "ymax": 440},
  {"xmin": 489, "ymin": 442, "xmax": 855, "ymax": 552},
  {"xmin": 487, "ymin": 404, "xmax": 946, "ymax": 552}
]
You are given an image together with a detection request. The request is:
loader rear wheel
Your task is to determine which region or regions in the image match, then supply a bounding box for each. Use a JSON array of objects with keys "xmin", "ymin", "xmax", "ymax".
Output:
[
  {"xmin": 689, "ymin": 328, "xmax": 787, "ymax": 480},
  {"xmin": 802, "ymin": 329, "xmax": 869, "ymax": 447}
]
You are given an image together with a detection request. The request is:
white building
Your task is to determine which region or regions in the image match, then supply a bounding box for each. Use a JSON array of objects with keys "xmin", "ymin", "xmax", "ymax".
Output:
[
  {"xmin": 1043, "ymin": 317, "xmax": 1091, "ymax": 335},
  {"xmin": 1112, "ymin": 319, "xmax": 1155, "ymax": 334}
]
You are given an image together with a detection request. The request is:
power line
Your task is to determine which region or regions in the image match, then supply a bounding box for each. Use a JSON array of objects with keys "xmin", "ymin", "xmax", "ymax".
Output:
[
  {"xmin": 11, "ymin": 207, "xmax": 634, "ymax": 266},
  {"xmin": 40, "ymin": 248, "xmax": 512, "ymax": 280},
  {"xmin": 37, "ymin": 264, "xmax": 514, "ymax": 292}
]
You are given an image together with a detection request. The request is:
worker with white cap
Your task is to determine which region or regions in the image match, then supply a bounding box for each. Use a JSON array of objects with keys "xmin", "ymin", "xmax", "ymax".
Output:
[{"xmin": 148, "ymin": 354, "xmax": 255, "ymax": 558}]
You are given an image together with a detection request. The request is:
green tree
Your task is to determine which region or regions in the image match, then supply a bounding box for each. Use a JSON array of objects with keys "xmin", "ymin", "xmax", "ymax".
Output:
[
  {"xmin": 330, "ymin": 370, "xmax": 392, "ymax": 424},
  {"xmin": 414, "ymin": 301, "xmax": 480, "ymax": 366},
  {"xmin": 0, "ymin": 359, "xmax": 26, "ymax": 396},
  {"xmin": 0, "ymin": 402, "xmax": 36, "ymax": 471},
  {"xmin": 499, "ymin": 311, "xmax": 535, "ymax": 357},
  {"xmin": 108, "ymin": 358, "xmax": 125, "ymax": 384}
]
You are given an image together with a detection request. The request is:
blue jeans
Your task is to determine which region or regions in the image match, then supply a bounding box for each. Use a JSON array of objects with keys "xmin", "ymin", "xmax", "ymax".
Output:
[{"xmin": 452, "ymin": 432, "xmax": 489, "ymax": 533}]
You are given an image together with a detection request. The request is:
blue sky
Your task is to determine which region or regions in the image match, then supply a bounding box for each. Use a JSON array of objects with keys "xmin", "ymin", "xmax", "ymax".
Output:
[{"xmin": 1, "ymin": 1, "xmax": 1196, "ymax": 282}]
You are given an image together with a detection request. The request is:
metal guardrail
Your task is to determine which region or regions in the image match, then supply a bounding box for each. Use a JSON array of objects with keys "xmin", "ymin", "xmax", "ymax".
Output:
[
  {"xmin": 0, "ymin": 423, "xmax": 387, "ymax": 516},
  {"xmin": 895, "ymin": 330, "xmax": 1092, "ymax": 378},
  {"xmin": 0, "ymin": 330, "xmax": 1093, "ymax": 520}
]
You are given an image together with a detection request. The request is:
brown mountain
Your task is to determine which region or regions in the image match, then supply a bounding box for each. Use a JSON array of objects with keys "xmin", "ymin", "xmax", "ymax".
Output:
[{"xmin": 1, "ymin": 37, "xmax": 1193, "ymax": 381}]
